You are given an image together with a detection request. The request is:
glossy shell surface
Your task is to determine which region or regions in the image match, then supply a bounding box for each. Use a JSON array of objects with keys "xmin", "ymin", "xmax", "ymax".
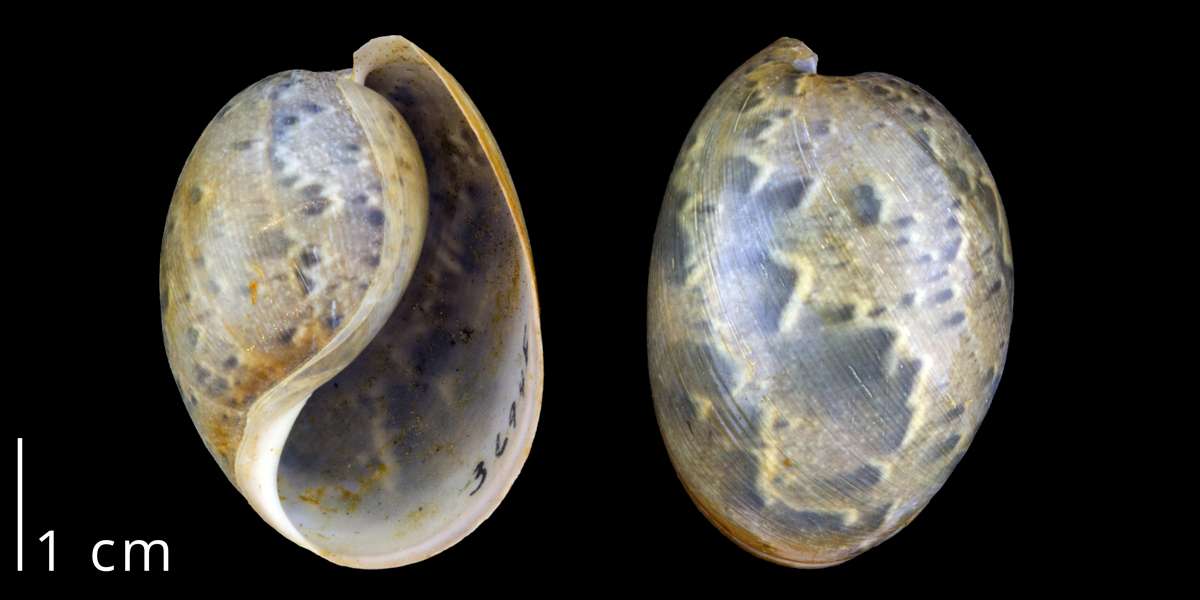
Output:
[
  {"xmin": 160, "ymin": 36, "xmax": 543, "ymax": 568},
  {"xmin": 647, "ymin": 38, "xmax": 1013, "ymax": 567}
]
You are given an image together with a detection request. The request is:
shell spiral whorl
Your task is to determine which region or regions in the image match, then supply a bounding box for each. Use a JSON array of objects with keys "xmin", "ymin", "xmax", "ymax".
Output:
[
  {"xmin": 161, "ymin": 68, "xmax": 428, "ymax": 483},
  {"xmin": 648, "ymin": 38, "xmax": 1013, "ymax": 567}
]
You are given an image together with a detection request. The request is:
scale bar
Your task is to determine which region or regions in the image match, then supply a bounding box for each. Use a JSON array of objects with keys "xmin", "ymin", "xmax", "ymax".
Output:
[{"xmin": 17, "ymin": 438, "xmax": 22, "ymax": 572}]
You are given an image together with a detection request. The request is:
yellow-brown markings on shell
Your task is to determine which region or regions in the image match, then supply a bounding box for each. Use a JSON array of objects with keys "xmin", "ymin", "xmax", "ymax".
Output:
[{"xmin": 649, "ymin": 38, "xmax": 1012, "ymax": 567}]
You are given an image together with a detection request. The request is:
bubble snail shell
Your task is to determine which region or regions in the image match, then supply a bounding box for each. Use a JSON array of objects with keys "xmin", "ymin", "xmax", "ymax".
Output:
[
  {"xmin": 648, "ymin": 38, "xmax": 1013, "ymax": 567},
  {"xmin": 159, "ymin": 36, "xmax": 542, "ymax": 569}
]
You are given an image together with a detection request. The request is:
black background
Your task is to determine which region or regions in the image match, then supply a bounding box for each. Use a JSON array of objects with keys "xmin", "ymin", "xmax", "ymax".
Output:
[{"xmin": 13, "ymin": 11, "xmax": 1094, "ymax": 588}]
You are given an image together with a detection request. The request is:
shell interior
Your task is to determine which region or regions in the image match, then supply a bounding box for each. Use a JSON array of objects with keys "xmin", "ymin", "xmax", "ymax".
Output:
[{"xmin": 273, "ymin": 41, "xmax": 541, "ymax": 566}]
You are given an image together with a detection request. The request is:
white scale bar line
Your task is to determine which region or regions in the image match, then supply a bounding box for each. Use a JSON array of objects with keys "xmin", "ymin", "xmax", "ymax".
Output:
[{"xmin": 17, "ymin": 438, "xmax": 22, "ymax": 572}]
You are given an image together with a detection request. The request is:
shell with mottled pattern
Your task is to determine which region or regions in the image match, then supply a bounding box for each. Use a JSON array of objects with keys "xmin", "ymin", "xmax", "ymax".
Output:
[
  {"xmin": 648, "ymin": 38, "xmax": 1013, "ymax": 567},
  {"xmin": 160, "ymin": 36, "xmax": 543, "ymax": 569}
]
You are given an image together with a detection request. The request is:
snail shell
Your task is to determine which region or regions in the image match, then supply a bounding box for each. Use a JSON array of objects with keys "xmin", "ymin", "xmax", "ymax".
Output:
[
  {"xmin": 159, "ymin": 36, "xmax": 543, "ymax": 568},
  {"xmin": 647, "ymin": 38, "xmax": 1013, "ymax": 567}
]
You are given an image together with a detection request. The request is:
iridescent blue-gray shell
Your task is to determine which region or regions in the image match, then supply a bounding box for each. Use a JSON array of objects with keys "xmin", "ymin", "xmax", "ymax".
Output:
[
  {"xmin": 648, "ymin": 38, "xmax": 1012, "ymax": 567},
  {"xmin": 160, "ymin": 36, "xmax": 543, "ymax": 569}
]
